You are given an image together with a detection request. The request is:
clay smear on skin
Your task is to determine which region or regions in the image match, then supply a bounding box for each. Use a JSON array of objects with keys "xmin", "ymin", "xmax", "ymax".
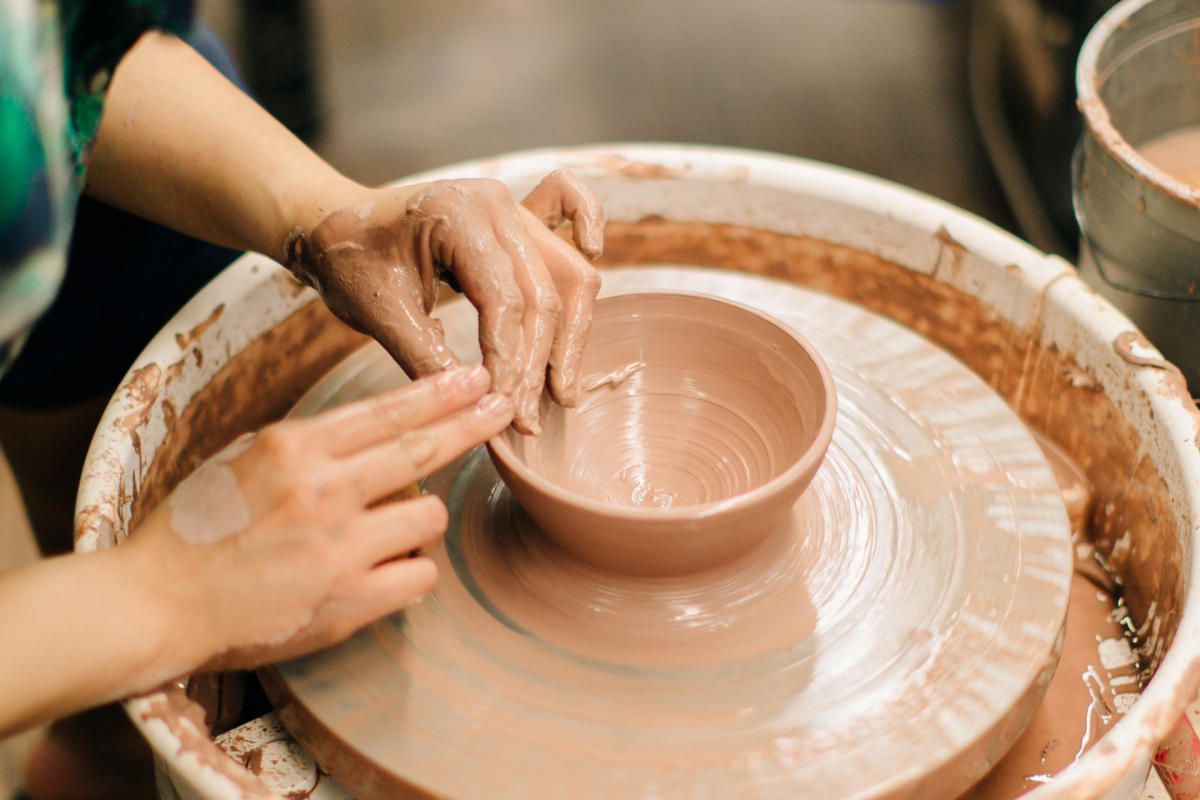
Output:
[{"xmin": 167, "ymin": 435, "xmax": 254, "ymax": 544}]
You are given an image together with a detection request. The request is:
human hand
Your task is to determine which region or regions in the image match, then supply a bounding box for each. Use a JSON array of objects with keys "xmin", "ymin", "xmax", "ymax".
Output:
[
  {"xmin": 124, "ymin": 365, "xmax": 510, "ymax": 674},
  {"xmin": 285, "ymin": 170, "xmax": 604, "ymax": 435}
]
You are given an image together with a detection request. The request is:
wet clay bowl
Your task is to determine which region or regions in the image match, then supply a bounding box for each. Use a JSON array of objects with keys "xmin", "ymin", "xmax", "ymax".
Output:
[{"xmin": 486, "ymin": 290, "xmax": 837, "ymax": 575}]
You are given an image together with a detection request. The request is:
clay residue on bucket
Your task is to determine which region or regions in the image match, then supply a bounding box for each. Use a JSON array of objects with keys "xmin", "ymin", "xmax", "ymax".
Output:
[
  {"xmin": 1139, "ymin": 125, "xmax": 1200, "ymax": 188},
  {"xmin": 1112, "ymin": 330, "xmax": 1190, "ymax": 394},
  {"xmin": 1077, "ymin": 93, "xmax": 1200, "ymax": 209}
]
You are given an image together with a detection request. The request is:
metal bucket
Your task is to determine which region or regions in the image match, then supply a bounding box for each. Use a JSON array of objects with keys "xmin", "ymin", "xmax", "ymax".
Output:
[
  {"xmin": 1074, "ymin": 0, "xmax": 1200, "ymax": 394},
  {"xmin": 76, "ymin": 144, "xmax": 1200, "ymax": 799}
]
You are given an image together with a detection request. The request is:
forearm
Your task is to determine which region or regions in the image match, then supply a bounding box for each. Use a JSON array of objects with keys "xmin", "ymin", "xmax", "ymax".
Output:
[
  {"xmin": 0, "ymin": 544, "xmax": 179, "ymax": 736},
  {"xmin": 84, "ymin": 31, "xmax": 367, "ymax": 261}
]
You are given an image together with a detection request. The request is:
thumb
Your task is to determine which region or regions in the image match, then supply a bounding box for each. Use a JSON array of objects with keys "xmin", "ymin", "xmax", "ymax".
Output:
[{"xmin": 372, "ymin": 287, "xmax": 461, "ymax": 379}]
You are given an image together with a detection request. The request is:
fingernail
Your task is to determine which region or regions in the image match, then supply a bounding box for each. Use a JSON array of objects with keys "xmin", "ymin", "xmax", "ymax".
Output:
[
  {"xmin": 562, "ymin": 383, "xmax": 581, "ymax": 408},
  {"xmin": 401, "ymin": 430, "xmax": 437, "ymax": 465},
  {"xmin": 476, "ymin": 393, "xmax": 511, "ymax": 416}
]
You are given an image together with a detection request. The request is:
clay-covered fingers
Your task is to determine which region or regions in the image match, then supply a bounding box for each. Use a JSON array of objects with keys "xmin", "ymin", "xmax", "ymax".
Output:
[
  {"xmin": 520, "ymin": 169, "xmax": 605, "ymax": 258},
  {"xmin": 365, "ymin": 267, "xmax": 460, "ymax": 378},
  {"xmin": 489, "ymin": 202, "xmax": 561, "ymax": 434},
  {"xmin": 306, "ymin": 365, "xmax": 491, "ymax": 456},
  {"xmin": 447, "ymin": 232, "xmax": 527, "ymax": 399},
  {"xmin": 341, "ymin": 392, "xmax": 514, "ymax": 504},
  {"xmin": 521, "ymin": 208, "xmax": 603, "ymax": 406}
]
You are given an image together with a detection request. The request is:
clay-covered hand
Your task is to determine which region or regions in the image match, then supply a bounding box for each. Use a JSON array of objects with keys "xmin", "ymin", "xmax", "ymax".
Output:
[
  {"xmin": 123, "ymin": 366, "xmax": 511, "ymax": 676},
  {"xmin": 285, "ymin": 170, "xmax": 604, "ymax": 435}
]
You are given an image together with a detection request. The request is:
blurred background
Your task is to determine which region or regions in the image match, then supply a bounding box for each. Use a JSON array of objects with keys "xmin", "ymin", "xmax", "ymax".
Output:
[{"xmin": 195, "ymin": 0, "xmax": 1118, "ymax": 258}]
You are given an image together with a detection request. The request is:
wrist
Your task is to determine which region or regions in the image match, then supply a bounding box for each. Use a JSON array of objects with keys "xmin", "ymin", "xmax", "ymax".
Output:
[
  {"xmin": 280, "ymin": 182, "xmax": 427, "ymax": 282},
  {"xmin": 274, "ymin": 174, "xmax": 374, "ymax": 271},
  {"xmin": 114, "ymin": 532, "xmax": 203, "ymax": 691}
]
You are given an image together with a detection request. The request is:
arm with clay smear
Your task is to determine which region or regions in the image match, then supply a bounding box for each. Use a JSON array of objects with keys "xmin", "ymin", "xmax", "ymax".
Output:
[
  {"xmin": 86, "ymin": 32, "xmax": 606, "ymax": 433},
  {"xmin": 0, "ymin": 367, "xmax": 512, "ymax": 736}
]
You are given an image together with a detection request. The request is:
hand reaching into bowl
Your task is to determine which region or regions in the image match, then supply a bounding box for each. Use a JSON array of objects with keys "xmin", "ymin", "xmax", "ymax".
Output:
[
  {"xmin": 285, "ymin": 170, "xmax": 605, "ymax": 435},
  {"xmin": 86, "ymin": 34, "xmax": 605, "ymax": 435}
]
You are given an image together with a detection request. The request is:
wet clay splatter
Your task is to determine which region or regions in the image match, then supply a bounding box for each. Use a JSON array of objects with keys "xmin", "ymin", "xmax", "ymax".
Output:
[{"xmin": 98, "ymin": 220, "xmax": 1196, "ymax": 799}]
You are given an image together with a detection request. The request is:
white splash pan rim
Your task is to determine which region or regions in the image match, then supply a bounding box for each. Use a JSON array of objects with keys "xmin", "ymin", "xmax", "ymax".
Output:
[{"xmin": 74, "ymin": 142, "xmax": 1200, "ymax": 800}]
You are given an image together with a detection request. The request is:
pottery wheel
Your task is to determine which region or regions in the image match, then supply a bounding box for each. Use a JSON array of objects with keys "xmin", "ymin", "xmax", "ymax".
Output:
[{"xmin": 264, "ymin": 267, "xmax": 1072, "ymax": 800}]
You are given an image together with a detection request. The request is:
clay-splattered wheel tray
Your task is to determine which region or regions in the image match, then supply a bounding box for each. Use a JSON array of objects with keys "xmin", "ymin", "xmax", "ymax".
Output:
[{"xmin": 261, "ymin": 267, "xmax": 1072, "ymax": 800}]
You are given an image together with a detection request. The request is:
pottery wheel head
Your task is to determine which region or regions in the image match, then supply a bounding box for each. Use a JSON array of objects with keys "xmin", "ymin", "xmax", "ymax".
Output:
[{"xmin": 264, "ymin": 267, "xmax": 1072, "ymax": 800}]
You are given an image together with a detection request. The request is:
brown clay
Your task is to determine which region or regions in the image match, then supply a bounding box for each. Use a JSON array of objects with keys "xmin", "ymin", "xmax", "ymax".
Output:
[
  {"xmin": 109, "ymin": 220, "xmax": 1194, "ymax": 798},
  {"xmin": 963, "ymin": 549, "xmax": 1140, "ymax": 799},
  {"xmin": 487, "ymin": 291, "xmax": 837, "ymax": 576},
  {"xmin": 284, "ymin": 171, "xmax": 604, "ymax": 434},
  {"xmin": 962, "ymin": 436, "xmax": 1139, "ymax": 799},
  {"xmin": 592, "ymin": 220, "xmax": 1187, "ymax": 658},
  {"xmin": 263, "ymin": 269, "xmax": 1071, "ymax": 800}
]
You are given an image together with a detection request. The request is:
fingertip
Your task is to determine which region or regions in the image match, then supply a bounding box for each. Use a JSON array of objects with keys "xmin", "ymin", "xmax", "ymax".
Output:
[
  {"xmin": 524, "ymin": 395, "xmax": 544, "ymax": 435},
  {"xmin": 511, "ymin": 407, "xmax": 541, "ymax": 436},
  {"xmin": 406, "ymin": 556, "xmax": 439, "ymax": 596},
  {"xmin": 483, "ymin": 354, "xmax": 517, "ymax": 397},
  {"xmin": 559, "ymin": 377, "xmax": 583, "ymax": 409},
  {"xmin": 413, "ymin": 492, "xmax": 449, "ymax": 531},
  {"xmin": 577, "ymin": 228, "xmax": 604, "ymax": 260}
]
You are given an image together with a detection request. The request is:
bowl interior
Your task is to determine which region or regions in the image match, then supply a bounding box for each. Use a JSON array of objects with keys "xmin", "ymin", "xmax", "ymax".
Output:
[{"xmin": 495, "ymin": 291, "xmax": 832, "ymax": 512}]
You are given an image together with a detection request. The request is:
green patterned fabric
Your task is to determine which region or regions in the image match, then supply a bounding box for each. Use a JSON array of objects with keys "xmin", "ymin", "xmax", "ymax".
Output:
[{"xmin": 0, "ymin": 0, "xmax": 192, "ymax": 373}]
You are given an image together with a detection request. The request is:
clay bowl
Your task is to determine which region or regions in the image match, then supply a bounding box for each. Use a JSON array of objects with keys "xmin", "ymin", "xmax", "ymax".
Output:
[{"xmin": 487, "ymin": 290, "xmax": 837, "ymax": 575}]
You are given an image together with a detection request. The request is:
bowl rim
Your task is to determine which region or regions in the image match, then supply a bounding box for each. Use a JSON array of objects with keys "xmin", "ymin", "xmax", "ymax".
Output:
[{"xmin": 487, "ymin": 288, "xmax": 838, "ymax": 522}]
